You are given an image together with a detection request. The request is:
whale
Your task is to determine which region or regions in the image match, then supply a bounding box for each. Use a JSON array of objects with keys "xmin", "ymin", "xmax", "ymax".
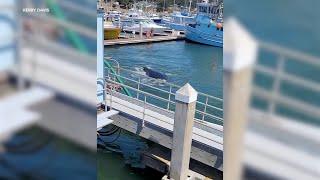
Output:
[{"xmin": 143, "ymin": 67, "xmax": 168, "ymax": 80}]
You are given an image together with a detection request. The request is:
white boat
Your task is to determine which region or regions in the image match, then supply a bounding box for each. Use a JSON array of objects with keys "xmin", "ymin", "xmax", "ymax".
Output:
[
  {"xmin": 162, "ymin": 11, "xmax": 195, "ymax": 31},
  {"xmin": 122, "ymin": 19, "xmax": 168, "ymax": 34},
  {"xmin": 104, "ymin": 10, "xmax": 121, "ymax": 21},
  {"xmin": 122, "ymin": 9, "xmax": 168, "ymax": 34},
  {"xmin": 148, "ymin": 13, "xmax": 162, "ymax": 23}
]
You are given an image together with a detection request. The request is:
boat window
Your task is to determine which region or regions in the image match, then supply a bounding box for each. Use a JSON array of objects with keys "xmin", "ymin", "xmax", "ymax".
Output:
[{"xmin": 199, "ymin": 6, "xmax": 208, "ymax": 13}]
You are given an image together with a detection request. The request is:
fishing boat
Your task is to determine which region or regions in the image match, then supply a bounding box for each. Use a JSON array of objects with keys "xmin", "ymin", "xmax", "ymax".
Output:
[
  {"xmin": 104, "ymin": 21, "xmax": 121, "ymax": 40},
  {"xmin": 185, "ymin": 0, "xmax": 223, "ymax": 47},
  {"xmin": 162, "ymin": 11, "xmax": 195, "ymax": 31},
  {"xmin": 162, "ymin": 1, "xmax": 195, "ymax": 31}
]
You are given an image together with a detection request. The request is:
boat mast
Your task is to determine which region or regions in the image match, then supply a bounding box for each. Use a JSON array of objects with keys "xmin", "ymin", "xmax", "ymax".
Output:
[
  {"xmin": 163, "ymin": 0, "xmax": 165, "ymax": 12},
  {"xmin": 188, "ymin": 0, "xmax": 192, "ymax": 13}
]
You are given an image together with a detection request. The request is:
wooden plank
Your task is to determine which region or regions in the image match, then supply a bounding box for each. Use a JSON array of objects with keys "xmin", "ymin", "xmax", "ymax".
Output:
[{"xmin": 97, "ymin": 110, "xmax": 118, "ymax": 130}]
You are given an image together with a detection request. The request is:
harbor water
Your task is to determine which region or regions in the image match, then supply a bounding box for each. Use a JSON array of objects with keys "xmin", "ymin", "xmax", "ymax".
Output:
[{"xmin": 104, "ymin": 41, "xmax": 223, "ymax": 98}]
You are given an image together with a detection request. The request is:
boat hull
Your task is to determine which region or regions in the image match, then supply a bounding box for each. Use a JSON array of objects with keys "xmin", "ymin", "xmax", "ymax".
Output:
[
  {"xmin": 169, "ymin": 23, "xmax": 186, "ymax": 31},
  {"xmin": 104, "ymin": 28, "xmax": 121, "ymax": 40},
  {"xmin": 185, "ymin": 25, "xmax": 222, "ymax": 47}
]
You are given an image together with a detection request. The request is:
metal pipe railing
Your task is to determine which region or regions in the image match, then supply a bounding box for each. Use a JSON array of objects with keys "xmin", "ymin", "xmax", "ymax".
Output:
[
  {"xmin": 102, "ymin": 66, "xmax": 224, "ymax": 124},
  {"xmin": 102, "ymin": 85, "xmax": 223, "ymax": 135},
  {"xmin": 253, "ymin": 41, "xmax": 320, "ymax": 121},
  {"xmin": 105, "ymin": 64, "xmax": 224, "ymax": 102},
  {"xmin": 105, "ymin": 69, "xmax": 223, "ymax": 109}
]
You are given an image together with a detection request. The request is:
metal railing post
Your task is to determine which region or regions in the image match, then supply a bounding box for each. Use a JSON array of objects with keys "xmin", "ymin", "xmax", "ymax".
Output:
[
  {"xmin": 104, "ymin": 83, "xmax": 108, "ymax": 110},
  {"xmin": 110, "ymin": 87, "xmax": 113, "ymax": 110},
  {"xmin": 137, "ymin": 77, "xmax": 141, "ymax": 99},
  {"xmin": 142, "ymin": 95, "xmax": 146, "ymax": 127},
  {"xmin": 167, "ymin": 85, "xmax": 172, "ymax": 110},
  {"xmin": 268, "ymin": 55, "xmax": 285, "ymax": 115},
  {"xmin": 202, "ymin": 96, "xmax": 209, "ymax": 120}
]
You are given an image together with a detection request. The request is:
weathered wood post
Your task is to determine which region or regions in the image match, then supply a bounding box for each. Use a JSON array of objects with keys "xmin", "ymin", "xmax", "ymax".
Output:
[
  {"xmin": 223, "ymin": 18, "xmax": 258, "ymax": 180},
  {"xmin": 169, "ymin": 83, "xmax": 198, "ymax": 180}
]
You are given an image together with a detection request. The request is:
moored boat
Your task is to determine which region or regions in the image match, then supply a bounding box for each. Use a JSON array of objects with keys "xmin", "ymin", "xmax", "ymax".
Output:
[
  {"xmin": 185, "ymin": 0, "xmax": 223, "ymax": 47},
  {"xmin": 104, "ymin": 22, "xmax": 121, "ymax": 40},
  {"xmin": 122, "ymin": 18, "xmax": 168, "ymax": 34},
  {"xmin": 162, "ymin": 11, "xmax": 195, "ymax": 31}
]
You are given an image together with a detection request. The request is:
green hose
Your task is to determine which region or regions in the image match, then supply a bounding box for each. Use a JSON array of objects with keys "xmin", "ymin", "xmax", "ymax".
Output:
[
  {"xmin": 46, "ymin": 1, "xmax": 131, "ymax": 97},
  {"xmin": 45, "ymin": 0, "xmax": 88, "ymax": 53},
  {"xmin": 104, "ymin": 60, "xmax": 133, "ymax": 97}
]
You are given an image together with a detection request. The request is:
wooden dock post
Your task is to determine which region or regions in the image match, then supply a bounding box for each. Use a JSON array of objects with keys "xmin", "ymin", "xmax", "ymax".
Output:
[
  {"xmin": 223, "ymin": 18, "xmax": 258, "ymax": 180},
  {"xmin": 139, "ymin": 22, "xmax": 143, "ymax": 39},
  {"xmin": 169, "ymin": 83, "xmax": 198, "ymax": 180}
]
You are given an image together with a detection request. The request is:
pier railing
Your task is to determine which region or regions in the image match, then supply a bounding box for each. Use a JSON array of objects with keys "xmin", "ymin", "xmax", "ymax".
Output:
[
  {"xmin": 103, "ymin": 59, "xmax": 224, "ymax": 125},
  {"xmin": 252, "ymin": 41, "xmax": 320, "ymax": 124}
]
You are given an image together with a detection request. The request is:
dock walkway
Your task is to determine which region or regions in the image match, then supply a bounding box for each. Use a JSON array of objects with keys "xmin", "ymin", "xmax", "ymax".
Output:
[{"xmin": 104, "ymin": 35, "xmax": 185, "ymax": 46}]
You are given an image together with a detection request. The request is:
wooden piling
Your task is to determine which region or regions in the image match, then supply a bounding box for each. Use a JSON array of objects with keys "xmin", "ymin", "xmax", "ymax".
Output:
[
  {"xmin": 169, "ymin": 83, "xmax": 198, "ymax": 180},
  {"xmin": 223, "ymin": 18, "xmax": 258, "ymax": 180}
]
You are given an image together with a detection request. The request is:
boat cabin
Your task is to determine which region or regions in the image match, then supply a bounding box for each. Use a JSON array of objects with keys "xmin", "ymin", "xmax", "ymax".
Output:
[{"xmin": 196, "ymin": 0, "xmax": 223, "ymax": 20}]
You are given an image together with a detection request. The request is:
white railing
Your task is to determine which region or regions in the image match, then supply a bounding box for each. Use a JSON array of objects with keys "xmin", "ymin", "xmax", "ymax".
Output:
[
  {"xmin": 103, "ymin": 59, "xmax": 224, "ymax": 125},
  {"xmin": 252, "ymin": 40, "xmax": 320, "ymax": 123}
]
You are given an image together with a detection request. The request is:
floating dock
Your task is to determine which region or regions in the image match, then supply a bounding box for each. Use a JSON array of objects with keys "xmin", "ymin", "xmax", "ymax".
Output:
[
  {"xmin": 142, "ymin": 145, "xmax": 222, "ymax": 180},
  {"xmin": 104, "ymin": 35, "xmax": 185, "ymax": 46}
]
